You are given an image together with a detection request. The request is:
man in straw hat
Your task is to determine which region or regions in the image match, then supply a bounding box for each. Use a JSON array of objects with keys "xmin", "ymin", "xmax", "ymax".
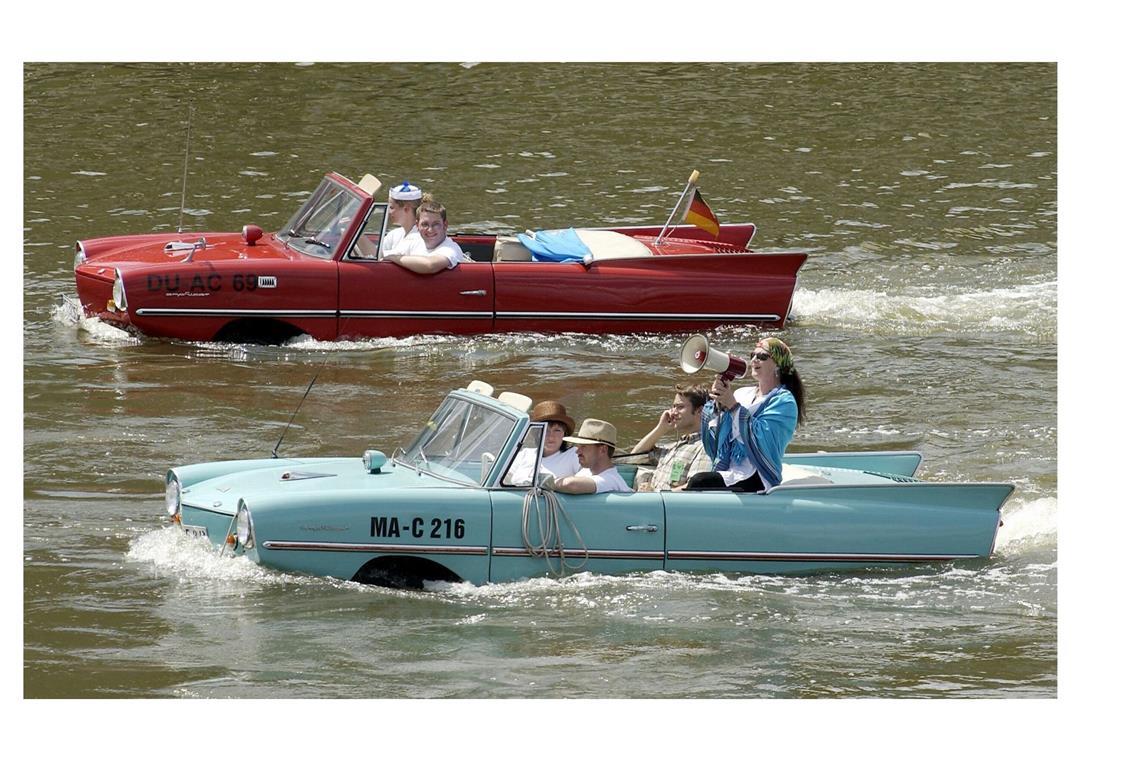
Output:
[
  {"xmin": 553, "ymin": 418, "xmax": 633, "ymax": 494},
  {"xmin": 380, "ymin": 181, "xmax": 423, "ymax": 254}
]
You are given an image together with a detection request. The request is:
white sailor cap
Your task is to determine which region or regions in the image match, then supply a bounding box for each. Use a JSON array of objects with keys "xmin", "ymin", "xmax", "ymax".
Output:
[{"xmin": 389, "ymin": 181, "xmax": 423, "ymax": 201}]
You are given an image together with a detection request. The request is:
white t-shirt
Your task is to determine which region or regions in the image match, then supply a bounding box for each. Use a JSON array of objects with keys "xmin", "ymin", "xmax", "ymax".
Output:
[
  {"xmin": 506, "ymin": 446, "xmax": 580, "ymax": 486},
  {"xmin": 389, "ymin": 233, "xmax": 463, "ymax": 269},
  {"xmin": 575, "ymin": 465, "xmax": 633, "ymax": 493},
  {"xmin": 381, "ymin": 226, "xmax": 419, "ymax": 254}
]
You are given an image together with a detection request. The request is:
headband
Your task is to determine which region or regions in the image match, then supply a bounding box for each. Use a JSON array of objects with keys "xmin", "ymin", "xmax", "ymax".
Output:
[{"xmin": 761, "ymin": 337, "xmax": 795, "ymax": 372}]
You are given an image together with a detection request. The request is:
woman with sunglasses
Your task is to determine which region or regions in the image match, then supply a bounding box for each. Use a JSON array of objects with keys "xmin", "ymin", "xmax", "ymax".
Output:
[{"xmin": 685, "ymin": 337, "xmax": 806, "ymax": 492}]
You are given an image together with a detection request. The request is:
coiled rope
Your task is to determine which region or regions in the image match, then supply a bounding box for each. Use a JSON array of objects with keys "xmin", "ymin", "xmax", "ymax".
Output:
[{"xmin": 520, "ymin": 483, "xmax": 588, "ymax": 576}]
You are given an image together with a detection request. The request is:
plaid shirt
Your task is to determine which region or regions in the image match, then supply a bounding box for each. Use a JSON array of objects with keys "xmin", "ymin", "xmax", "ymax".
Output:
[{"xmin": 639, "ymin": 432, "xmax": 713, "ymax": 491}]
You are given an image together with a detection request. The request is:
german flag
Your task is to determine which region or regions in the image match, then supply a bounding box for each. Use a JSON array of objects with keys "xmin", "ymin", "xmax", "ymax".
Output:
[{"xmin": 683, "ymin": 188, "xmax": 720, "ymax": 238}]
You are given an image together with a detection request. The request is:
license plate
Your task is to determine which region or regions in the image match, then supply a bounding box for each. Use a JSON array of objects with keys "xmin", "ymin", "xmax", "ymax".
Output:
[{"xmin": 183, "ymin": 525, "xmax": 208, "ymax": 538}]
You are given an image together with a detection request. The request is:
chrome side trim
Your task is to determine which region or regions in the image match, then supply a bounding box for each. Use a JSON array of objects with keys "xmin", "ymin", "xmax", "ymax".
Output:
[
  {"xmin": 261, "ymin": 540, "xmax": 488, "ymax": 556},
  {"xmin": 134, "ymin": 308, "xmax": 337, "ymax": 318},
  {"xmin": 340, "ymin": 310, "xmax": 493, "ymax": 319},
  {"xmin": 492, "ymin": 547, "xmax": 663, "ymax": 560},
  {"xmin": 666, "ymin": 550, "xmax": 975, "ymax": 563},
  {"xmin": 133, "ymin": 308, "xmax": 779, "ymax": 322},
  {"xmin": 495, "ymin": 311, "xmax": 782, "ymax": 321},
  {"xmin": 258, "ymin": 542, "xmax": 972, "ymax": 564},
  {"xmin": 260, "ymin": 540, "xmax": 663, "ymax": 561}
]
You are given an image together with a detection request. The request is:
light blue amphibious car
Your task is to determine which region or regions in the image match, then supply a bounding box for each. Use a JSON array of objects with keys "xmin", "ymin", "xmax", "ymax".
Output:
[{"xmin": 166, "ymin": 384, "xmax": 1014, "ymax": 588}]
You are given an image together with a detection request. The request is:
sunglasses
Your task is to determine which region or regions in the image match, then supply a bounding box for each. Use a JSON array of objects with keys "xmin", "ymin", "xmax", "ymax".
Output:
[{"xmin": 750, "ymin": 351, "xmax": 772, "ymax": 362}]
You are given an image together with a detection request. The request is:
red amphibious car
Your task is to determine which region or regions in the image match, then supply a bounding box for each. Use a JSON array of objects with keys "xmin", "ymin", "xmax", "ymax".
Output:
[{"xmin": 73, "ymin": 172, "xmax": 806, "ymax": 343}]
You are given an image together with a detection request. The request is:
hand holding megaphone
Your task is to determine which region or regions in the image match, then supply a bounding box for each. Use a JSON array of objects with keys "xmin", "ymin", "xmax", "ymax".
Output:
[{"xmin": 679, "ymin": 334, "xmax": 748, "ymax": 382}]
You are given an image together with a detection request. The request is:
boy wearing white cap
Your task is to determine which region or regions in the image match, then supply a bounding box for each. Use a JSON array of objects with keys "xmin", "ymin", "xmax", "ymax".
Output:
[
  {"xmin": 380, "ymin": 181, "xmax": 423, "ymax": 254},
  {"xmin": 554, "ymin": 418, "xmax": 633, "ymax": 494}
]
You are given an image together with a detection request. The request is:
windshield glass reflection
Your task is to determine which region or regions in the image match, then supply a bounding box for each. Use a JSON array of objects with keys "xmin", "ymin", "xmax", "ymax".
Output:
[
  {"xmin": 395, "ymin": 396, "xmax": 519, "ymax": 485},
  {"xmin": 277, "ymin": 178, "xmax": 363, "ymax": 259}
]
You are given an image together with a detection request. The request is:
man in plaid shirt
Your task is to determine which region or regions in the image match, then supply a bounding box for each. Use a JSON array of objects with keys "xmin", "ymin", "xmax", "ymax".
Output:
[{"xmin": 630, "ymin": 384, "xmax": 712, "ymax": 491}]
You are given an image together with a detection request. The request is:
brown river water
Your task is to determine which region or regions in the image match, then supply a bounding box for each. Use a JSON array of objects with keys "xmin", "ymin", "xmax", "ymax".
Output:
[{"xmin": 23, "ymin": 63, "xmax": 1056, "ymax": 701}]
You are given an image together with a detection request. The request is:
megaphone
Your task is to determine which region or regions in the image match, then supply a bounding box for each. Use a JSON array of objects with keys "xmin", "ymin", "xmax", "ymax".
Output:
[{"xmin": 680, "ymin": 333, "xmax": 748, "ymax": 382}]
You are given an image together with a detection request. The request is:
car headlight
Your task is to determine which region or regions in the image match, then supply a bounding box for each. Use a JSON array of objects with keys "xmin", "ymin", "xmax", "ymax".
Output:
[
  {"xmin": 235, "ymin": 502, "xmax": 255, "ymax": 550},
  {"xmin": 74, "ymin": 242, "xmax": 87, "ymax": 268},
  {"xmin": 165, "ymin": 473, "xmax": 182, "ymax": 519},
  {"xmin": 111, "ymin": 268, "xmax": 128, "ymax": 311}
]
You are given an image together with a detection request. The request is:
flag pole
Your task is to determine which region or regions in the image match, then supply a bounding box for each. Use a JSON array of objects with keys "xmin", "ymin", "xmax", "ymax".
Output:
[{"xmin": 655, "ymin": 169, "xmax": 700, "ymax": 246}]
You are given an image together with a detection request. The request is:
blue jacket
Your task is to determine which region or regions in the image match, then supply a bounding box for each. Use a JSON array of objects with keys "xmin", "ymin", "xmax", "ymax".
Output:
[{"xmin": 700, "ymin": 386, "xmax": 798, "ymax": 489}]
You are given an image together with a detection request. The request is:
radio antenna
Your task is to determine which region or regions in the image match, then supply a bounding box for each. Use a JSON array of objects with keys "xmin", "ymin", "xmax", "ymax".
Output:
[
  {"xmin": 269, "ymin": 321, "xmax": 348, "ymax": 458},
  {"xmin": 177, "ymin": 105, "xmax": 193, "ymax": 233},
  {"xmin": 271, "ymin": 350, "xmax": 333, "ymax": 459}
]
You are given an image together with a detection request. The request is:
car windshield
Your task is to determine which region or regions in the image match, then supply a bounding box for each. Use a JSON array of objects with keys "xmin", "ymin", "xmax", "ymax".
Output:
[
  {"xmin": 394, "ymin": 395, "xmax": 520, "ymax": 485},
  {"xmin": 277, "ymin": 178, "xmax": 364, "ymax": 259}
]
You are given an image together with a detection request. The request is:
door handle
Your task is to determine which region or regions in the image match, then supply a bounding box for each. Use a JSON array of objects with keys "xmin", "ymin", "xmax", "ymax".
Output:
[
  {"xmin": 625, "ymin": 524, "xmax": 658, "ymax": 533},
  {"xmin": 459, "ymin": 289, "xmax": 487, "ymax": 296}
]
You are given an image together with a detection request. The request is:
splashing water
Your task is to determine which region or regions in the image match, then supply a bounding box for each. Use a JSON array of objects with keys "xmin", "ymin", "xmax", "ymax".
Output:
[
  {"xmin": 791, "ymin": 281, "xmax": 1056, "ymax": 338},
  {"xmin": 52, "ymin": 296, "xmax": 141, "ymax": 345},
  {"xmin": 127, "ymin": 526, "xmax": 283, "ymax": 585},
  {"xmin": 994, "ymin": 496, "xmax": 1057, "ymax": 553}
]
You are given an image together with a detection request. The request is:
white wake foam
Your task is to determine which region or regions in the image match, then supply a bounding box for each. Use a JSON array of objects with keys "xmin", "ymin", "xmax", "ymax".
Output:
[
  {"xmin": 994, "ymin": 496, "xmax": 1057, "ymax": 553},
  {"xmin": 791, "ymin": 281, "xmax": 1056, "ymax": 337}
]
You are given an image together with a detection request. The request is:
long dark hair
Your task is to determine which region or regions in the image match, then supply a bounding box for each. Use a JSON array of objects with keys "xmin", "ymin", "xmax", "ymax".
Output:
[{"xmin": 779, "ymin": 366, "xmax": 806, "ymax": 425}]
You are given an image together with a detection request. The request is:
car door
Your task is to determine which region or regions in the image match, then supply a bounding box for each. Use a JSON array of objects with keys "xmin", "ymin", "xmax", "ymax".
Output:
[
  {"xmin": 662, "ymin": 490, "xmax": 774, "ymax": 575},
  {"xmin": 336, "ymin": 209, "xmax": 493, "ymax": 338},
  {"xmin": 487, "ymin": 489, "xmax": 665, "ymax": 583},
  {"xmin": 337, "ymin": 260, "xmax": 493, "ymax": 338}
]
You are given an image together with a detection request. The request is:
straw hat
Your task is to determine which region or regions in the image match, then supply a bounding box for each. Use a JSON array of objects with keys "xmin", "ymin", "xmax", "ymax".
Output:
[
  {"xmin": 563, "ymin": 418, "xmax": 619, "ymax": 448},
  {"xmin": 530, "ymin": 400, "xmax": 575, "ymax": 435}
]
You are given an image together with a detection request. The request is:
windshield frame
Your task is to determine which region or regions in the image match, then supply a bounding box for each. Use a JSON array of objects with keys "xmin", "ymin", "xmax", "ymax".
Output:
[
  {"xmin": 276, "ymin": 174, "xmax": 368, "ymax": 260},
  {"xmin": 342, "ymin": 202, "xmax": 391, "ymax": 262},
  {"xmin": 499, "ymin": 422, "xmax": 551, "ymax": 488},
  {"xmin": 392, "ymin": 391, "xmax": 528, "ymax": 487}
]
